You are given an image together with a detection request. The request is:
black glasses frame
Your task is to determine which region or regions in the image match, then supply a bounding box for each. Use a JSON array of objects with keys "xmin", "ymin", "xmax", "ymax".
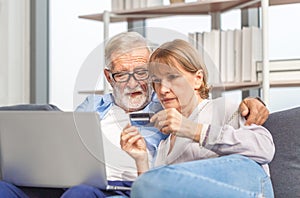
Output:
[{"xmin": 110, "ymin": 69, "xmax": 149, "ymax": 83}]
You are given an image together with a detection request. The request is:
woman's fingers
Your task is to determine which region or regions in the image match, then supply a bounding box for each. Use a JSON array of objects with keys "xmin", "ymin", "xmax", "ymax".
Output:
[{"xmin": 150, "ymin": 109, "xmax": 183, "ymax": 135}]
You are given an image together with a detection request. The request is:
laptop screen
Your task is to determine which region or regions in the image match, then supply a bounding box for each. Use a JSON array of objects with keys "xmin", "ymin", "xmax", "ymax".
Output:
[{"xmin": 0, "ymin": 111, "xmax": 108, "ymax": 188}]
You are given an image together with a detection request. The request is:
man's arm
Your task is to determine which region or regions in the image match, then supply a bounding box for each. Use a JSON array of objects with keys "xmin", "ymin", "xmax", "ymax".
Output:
[{"xmin": 239, "ymin": 97, "xmax": 269, "ymax": 126}]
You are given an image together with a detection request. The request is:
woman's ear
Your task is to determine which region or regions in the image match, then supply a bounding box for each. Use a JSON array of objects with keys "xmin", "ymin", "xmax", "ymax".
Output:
[{"xmin": 194, "ymin": 70, "xmax": 203, "ymax": 90}]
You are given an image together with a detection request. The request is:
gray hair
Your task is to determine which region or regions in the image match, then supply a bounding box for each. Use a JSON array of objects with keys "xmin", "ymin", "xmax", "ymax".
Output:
[{"xmin": 105, "ymin": 32, "xmax": 151, "ymax": 69}]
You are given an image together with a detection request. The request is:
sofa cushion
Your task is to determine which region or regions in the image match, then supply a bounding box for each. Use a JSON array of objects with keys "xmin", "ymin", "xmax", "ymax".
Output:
[{"xmin": 263, "ymin": 106, "xmax": 300, "ymax": 198}]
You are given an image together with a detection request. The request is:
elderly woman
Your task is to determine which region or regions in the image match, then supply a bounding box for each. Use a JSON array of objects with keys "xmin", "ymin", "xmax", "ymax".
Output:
[{"xmin": 121, "ymin": 39, "xmax": 275, "ymax": 198}]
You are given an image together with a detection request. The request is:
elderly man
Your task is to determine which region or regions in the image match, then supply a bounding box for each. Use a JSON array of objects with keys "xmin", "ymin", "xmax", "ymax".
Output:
[{"xmin": 0, "ymin": 31, "xmax": 268, "ymax": 198}]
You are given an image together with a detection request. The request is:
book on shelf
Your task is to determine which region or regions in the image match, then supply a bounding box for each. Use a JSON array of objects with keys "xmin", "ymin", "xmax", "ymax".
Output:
[
  {"xmin": 111, "ymin": 0, "xmax": 124, "ymax": 11},
  {"xmin": 132, "ymin": 0, "xmax": 140, "ymax": 9},
  {"xmin": 146, "ymin": 0, "xmax": 163, "ymax": 7},
  {"xmin": 234, "ymin": 29, "xmax": 242, "ymax": 83},
  {"xmin": 169, "ymin": 0, "xmax": 185, "ymax": 4},
  {"xmin": 220, "ymin": 31, "xmax": 227, "ymax": 82},
  {"xmin": 203, "ymin": 30, "xmax": 220, "ymax": 83},
  {"xmin": 241, "ymin": 27, "xmax": 251, "ymax": 82},
  {"xmin": 241, "ymin": 26, "xmax": 262, "ymax": 82},
  {"xmin": 220, "ymin": 30, "xmax": 236, "ymax": 83},
  {"xmin": 125, "ymin": 0, "xmax": 132, "ymax": 10},
  {"xmin": 196, "ymin": 32, "xmax": 204, "ymax": 59},
  {"xmin": 188, "ymin": 32, "xmax": 197, "ymax": 48},
  {"xmin": 225, "ymin": 29, "xmax": 235, "ymax": 82},
  {"xmin": 189, "ymin": 32, "xmax": 204, "ymax": 62},
  {"xmin": 112, "ymin": 0, "xmax": 156, "ymax": 11},
  {"xmin": 140, "ymin": 0, "xmax": 147, "ymax": 8},
  {"xmin": 188, "ymin": 27, "xmax": 265, "ymax": 84}
]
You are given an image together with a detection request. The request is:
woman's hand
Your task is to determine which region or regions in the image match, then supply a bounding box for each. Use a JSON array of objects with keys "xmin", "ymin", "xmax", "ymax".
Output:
[
  {"xmin": 120, "ymin": 124, "xmax": 150, "ymax": 175},
  {"xmin": 120, "ymin": 124, "xmax": 148, "ymax": 161},
  {"xmin": 150, "ymin": 108, "xmax": 201, "ymax": 141}
]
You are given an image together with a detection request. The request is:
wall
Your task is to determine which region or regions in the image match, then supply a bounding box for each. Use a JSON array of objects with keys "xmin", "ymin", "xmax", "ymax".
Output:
[
  {"xmin": 49, "ymin": 0, "xmax": 127, "ymax": 110},
  {"xmin": 0, "ymin": 0, "xmax": 30, "ymax": 105}
]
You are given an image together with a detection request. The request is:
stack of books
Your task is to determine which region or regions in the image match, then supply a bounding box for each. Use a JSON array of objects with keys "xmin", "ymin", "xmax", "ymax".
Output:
[
  {"xmin": 189, "ymin": 26, "xmax": 262, "ymax": 84},
  {"xmin": 111, "ymin": 0, "xmax": 163, "ymax": 11}
]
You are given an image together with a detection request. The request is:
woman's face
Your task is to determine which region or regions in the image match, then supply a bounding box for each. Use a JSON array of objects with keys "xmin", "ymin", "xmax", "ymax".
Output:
[{"xmin": 150, "ymin": 61, "xmax": 203, "ymax": 116}]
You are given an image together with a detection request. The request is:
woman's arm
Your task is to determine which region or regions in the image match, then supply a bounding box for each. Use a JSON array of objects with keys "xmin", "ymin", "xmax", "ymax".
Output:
[{"xmin": 151, "ymin": 106, "xmax": 275, "ymax": 165}]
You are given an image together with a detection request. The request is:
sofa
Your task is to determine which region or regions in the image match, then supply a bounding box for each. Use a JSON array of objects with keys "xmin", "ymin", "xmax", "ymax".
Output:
[
  {"xmin": 0, "ymin": 104, "xmax": 299, "ymax": 198},
  {"xmin": 263, "ymin": 106, "xmax": 300, "ymax": 197}
]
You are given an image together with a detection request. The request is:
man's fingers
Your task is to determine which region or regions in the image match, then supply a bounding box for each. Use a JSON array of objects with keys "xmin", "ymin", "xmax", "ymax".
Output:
[
  {"xmin": 239, "ymin": 101, "xmax": 249, "ymax": 117},
  {"xmin": 257, "ymin": 108, "xmax": 269, "ymax": 125},
  {"xmin": 244, "ymin": 114, "xmax": 255, "ymax": 126},
  {"xmin": 244, "ymin": 107, "xmax": 268, "ymax": 126}
]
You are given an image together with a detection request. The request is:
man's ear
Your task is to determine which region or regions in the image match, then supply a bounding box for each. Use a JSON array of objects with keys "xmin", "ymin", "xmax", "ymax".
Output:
[
  {"xmin": 104, "ymin": 69, "xmax": 113, "ymax": 85},
  {"xmin": 194, "ymin": 70, "xmax": 203, "ymax": 90}
]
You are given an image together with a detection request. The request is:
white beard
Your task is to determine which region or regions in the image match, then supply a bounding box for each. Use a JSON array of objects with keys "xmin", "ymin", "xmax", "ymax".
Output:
[{"xmin": 113, "ymin": 83, "xmax": 152, "ymax": 111}]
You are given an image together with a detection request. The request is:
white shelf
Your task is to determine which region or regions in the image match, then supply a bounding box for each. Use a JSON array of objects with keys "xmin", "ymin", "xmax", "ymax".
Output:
[
  {"xmin": 78, "ymin": 0, "xmax": 300, "ymax": 102},
  {"xmin": 79, "ymin": 0, "xmax": 300, "ymax": 22},
  {"xmin": 213, "ymin": 82, "xmax": 261, "ymax": 91}
]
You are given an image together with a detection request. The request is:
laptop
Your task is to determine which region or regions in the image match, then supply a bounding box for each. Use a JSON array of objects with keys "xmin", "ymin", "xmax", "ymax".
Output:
[{"xmin": 0, "ymin": 111, "xmax": 131, "ymax": 190}]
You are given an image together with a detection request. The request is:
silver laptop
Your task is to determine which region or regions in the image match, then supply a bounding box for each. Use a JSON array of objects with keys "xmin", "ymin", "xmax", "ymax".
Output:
[{"xmin": 0, "ymin": 111, "xmax": 131, "ymax": 190}]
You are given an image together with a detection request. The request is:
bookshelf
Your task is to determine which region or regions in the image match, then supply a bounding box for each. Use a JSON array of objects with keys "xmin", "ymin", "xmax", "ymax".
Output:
[
  {"xmin": 79, "ymin": 0, "xmax": 300, "ymax": 22},
  {"xmin": 79, "ymin": 0, "xmax": 300, "ymax": 104}
]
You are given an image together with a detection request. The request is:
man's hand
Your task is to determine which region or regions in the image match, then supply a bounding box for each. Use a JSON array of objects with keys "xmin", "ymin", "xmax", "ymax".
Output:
[{"xmin": 239, "ymin": 97, "xmax": 269, "ymax": 126}]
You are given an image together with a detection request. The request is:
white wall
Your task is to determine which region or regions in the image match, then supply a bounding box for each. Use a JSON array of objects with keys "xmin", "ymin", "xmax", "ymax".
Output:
[
  {"xmin": 49, "ymin": 0, "xmax": 127, "ymax": 110},
  {"xmin": 269, "ymin": 4, "xmax": 300, "ymax": 60},
  {"xmin": 268, "ymin": 4, "xmax": 300, "ymax": 112},
  {"xmin": 0, "ymin": 0, "xmax": 30, "ymax": 106}
]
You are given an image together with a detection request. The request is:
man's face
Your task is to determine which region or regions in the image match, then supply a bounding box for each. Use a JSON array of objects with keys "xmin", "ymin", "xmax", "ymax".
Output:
[{"xmin": 109, "ymin": 48, "xmax": 152, "ymax": 112}]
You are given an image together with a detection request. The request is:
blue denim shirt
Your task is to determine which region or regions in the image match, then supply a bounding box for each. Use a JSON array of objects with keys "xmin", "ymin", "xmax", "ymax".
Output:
[{"xmin": 76, "ymin": 93, "xmax": 169, "ymax": 158}]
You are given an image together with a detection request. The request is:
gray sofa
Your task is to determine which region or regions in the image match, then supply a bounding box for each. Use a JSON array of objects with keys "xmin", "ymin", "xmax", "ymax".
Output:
[
  {"xmin": 263, "ymin": 106, "xmax": 300, "ymax": 197},
  {"xmin": 0, "ymin": 104, "xmax": 299, "ymax": 197}
]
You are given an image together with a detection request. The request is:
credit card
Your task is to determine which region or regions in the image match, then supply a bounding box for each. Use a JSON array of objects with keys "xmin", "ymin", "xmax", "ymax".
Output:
[{"xmin": 129, "ymin": 112, "xmax": 154, "ymax": 127}]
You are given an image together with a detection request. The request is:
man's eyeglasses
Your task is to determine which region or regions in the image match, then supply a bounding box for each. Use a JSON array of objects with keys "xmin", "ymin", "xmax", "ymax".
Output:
[{"xmin": 110, "ymin": 69, "xmax": 149, "ymax": 83}]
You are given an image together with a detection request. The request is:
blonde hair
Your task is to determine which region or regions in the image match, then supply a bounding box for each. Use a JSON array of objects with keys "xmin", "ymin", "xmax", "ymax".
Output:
[{"xmin": 149, "ymin": 39, "xmax": 210, "ymax": 99}]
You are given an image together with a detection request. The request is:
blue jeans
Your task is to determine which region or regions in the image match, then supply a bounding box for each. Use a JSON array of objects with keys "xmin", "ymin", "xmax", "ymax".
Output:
[
  {"xmin": 61, "ymin": 181, "xmax": 132, "ymax": 198},
  {"xmin": 0, "ymin": 181, "xmax": 64, "ymax": 197},
  {"xmin": 0, "ymin": 181, "xmax": 29, "ymax": 198},
  {"xmin": 0, "ymin": 181, "xmax": 130, "ymax": 198},
  {"xmin": 131, "ymin": 155, "xmax": 274, "ymax": 198}
]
